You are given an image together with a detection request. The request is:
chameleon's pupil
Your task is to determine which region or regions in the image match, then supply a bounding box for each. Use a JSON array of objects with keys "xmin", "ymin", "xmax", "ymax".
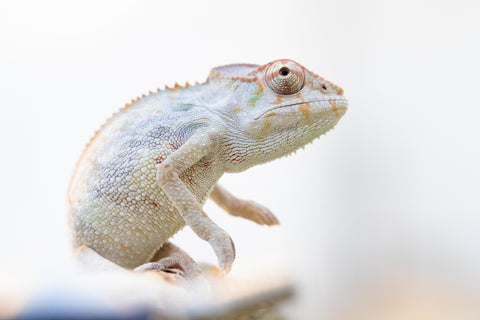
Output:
[{"xmin": 279, "ymin": 67, "xmax": 289, "ymax": 76}]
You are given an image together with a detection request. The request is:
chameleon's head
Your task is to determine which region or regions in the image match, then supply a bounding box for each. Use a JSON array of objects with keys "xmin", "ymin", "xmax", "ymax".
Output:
[{"xmin": 207, "ymin": 59, "xmax": 348, "ymax": 170}]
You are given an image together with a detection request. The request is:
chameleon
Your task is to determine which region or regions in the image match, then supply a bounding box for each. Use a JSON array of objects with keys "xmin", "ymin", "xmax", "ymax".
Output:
[{"xmin": 67, "ymin": 59, "xmax": 348, "ymax": 277}]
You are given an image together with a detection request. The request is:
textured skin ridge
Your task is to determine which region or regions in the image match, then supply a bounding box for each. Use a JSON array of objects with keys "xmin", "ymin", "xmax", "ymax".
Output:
[{"xmin": 68, "ymin": 59, "xmax": 348, "ymax": 271}]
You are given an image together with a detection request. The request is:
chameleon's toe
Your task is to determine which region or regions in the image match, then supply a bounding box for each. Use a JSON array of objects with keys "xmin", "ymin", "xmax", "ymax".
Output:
[{"xmin": 134, "ymin": 253, "xmax": 203, "ymax": 281}]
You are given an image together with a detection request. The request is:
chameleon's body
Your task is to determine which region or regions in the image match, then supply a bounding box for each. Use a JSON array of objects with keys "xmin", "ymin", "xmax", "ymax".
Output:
[{"xmin": 68, "ymin": 59, "xmax": 348, "ymax": 274}]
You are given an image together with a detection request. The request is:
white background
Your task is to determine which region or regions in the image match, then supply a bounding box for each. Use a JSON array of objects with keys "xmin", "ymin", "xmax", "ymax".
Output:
[{"xmin": 1, "ymin": 0, "xmax": 479, "ymax": 318}]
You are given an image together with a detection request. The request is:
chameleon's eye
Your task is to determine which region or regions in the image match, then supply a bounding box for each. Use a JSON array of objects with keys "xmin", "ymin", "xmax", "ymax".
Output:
[{"xmin": 265, "ymin": 61, "xmax": 305, "ymax": 95}]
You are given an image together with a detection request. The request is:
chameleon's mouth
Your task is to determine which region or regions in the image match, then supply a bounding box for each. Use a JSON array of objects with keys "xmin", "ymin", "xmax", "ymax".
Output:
[{"xmin": 255, "ymin": 99, "xmax": 348, "ymax": 120}]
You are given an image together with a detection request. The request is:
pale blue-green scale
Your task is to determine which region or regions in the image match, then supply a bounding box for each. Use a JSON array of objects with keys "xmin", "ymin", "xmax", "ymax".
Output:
[
  {"xmin": 243, "ymin": 83, "xmax": 263, "ymax": 109},
  {"xmin": 176, "ymin": 104, "xmax": 195, "ymax": 111}
]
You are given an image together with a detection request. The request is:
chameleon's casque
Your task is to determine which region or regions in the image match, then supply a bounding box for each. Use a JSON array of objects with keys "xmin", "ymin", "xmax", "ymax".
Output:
[{"xmin": 68, "ymin": 59, "xmax": 348, "ymax": 273}]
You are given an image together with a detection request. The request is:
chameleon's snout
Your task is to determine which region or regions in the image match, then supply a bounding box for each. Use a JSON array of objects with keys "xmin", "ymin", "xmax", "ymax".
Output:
[{"xmin": 331, "ymin": 98, "xmax": 348, "ymax": 119}]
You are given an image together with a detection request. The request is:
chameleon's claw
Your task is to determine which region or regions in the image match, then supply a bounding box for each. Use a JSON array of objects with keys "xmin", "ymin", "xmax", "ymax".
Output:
[{"xmin": 208, "ymin": 229, "xmax": 236, "ymax": 274}]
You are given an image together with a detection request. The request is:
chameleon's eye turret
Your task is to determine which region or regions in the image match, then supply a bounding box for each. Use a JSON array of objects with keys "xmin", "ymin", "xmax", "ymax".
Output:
[{"xmin": 265, "ymin": 60, "xmax": 305, "ymax": 95}]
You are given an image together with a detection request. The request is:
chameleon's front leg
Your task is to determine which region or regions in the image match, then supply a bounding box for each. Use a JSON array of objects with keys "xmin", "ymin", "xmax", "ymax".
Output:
[
  {"xmin": 210, "ymin": 184, "xmax": 279, "ymax": 226},
  {"xmin": 157, "ymin": 129, "xmax": 235, "ymax": 273}
]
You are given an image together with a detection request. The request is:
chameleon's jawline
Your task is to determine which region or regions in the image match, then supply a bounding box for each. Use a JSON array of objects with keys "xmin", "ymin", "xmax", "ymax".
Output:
[{"xmin": 255, "ymin": 99, "xmax": 348, "ymax": 120}]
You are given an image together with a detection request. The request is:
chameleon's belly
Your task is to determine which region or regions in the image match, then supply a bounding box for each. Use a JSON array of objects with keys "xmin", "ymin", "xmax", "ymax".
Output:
[{"xmin": 68, "ymin": 113, "xmax": 220, "ymax": 268}]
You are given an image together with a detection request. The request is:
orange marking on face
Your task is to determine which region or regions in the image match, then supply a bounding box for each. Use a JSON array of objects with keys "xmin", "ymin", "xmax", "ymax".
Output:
[
  {"xmin": 296, "ymin": 92, "xmax": 303, "ymax": 99},
  {"xmin": 337, "ymin": 87, "xmax": 344, "ymax": 95},
  {"xmin": 298, "ymin": 103, "xmax": 312, "ymax": 123},
  {"xmin": 232, "ymin": 107, "xmax": 243, "ymax": 114},
  {"xmin": 274, "ymin": 96, "xmax": 283, "ymax": 104},
  {"xmin": 155, "ymin": 110, "xmax": 163, "ymax": 114},
  {"xmin": 259, "ymin": 119, "xmax": 272, "ymax": 138},
  {"xmin": 264, "ymin": 112, "xmax": 276, "ymax": 118},
  {"xmin": 188, "ymin": 177, "xmax": 193, "ymax": 184},
  {"xmin": 152, "ymin": 202, "xmax": 158, "ymax": 207},
  {"xmin": 257, "ymin": 83, "xmax": 264, "ymax": 93},
  {"xmin": 155, "ymin": 156, "xmax": 164, "ymax": 164},
  {"xmin": 329, "ymin": 99, "xmax": 339, "ymax": 117}
]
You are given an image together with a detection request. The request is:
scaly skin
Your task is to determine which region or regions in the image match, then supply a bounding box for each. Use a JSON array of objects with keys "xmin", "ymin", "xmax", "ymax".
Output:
[{"xmin": 67, "ymin": 59, "xmax": 348, "ymax": 273}]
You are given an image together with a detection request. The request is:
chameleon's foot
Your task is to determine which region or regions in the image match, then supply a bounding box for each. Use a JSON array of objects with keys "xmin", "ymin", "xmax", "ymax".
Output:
[
  {"xmin": 208, "ymin": 228, "xmax": 236, "ymax": 274},
  {"xmin": 236, "ymin": 200, "xmax": 279, "ymax": 226},
  {"xmin": 134, "ymin": 253, "xmax": 203, "ymax": 280},
  {"xmin": 135, "ymin": 242, "xmax": 203, "ymax": 281},
  {"xmin": 209, "ymin": 184, "xmax": 280, "ymax": 226}
]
